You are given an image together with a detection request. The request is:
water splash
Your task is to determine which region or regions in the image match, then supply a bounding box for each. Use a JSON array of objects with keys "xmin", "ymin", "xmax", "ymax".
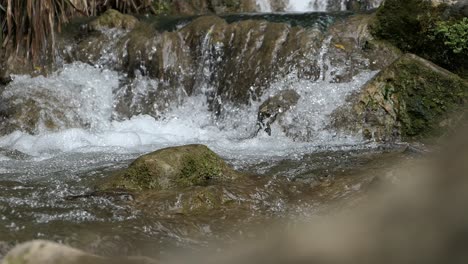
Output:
[
  {"xmin": 256, "ymin": 0, "xmax": 383, "ymax": 12},
  {"xmin": 0, "ymin": 62, "xmax": 376, "ymax": 159},
  {"xmin": 287, "ymin": 0, "xmax": 328, "ymax": 12},
  {"xmin": 256, "ymin": 0, "xmax": 272, "ymax": 12},
  {"xmin": 1, "ymin": 63, "xmax": 118, "ymax": 133}
]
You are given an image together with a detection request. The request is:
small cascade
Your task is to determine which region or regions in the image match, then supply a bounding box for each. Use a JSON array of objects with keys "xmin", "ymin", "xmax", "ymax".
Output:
[
  {"xmin": 256, "ymin": 0, "xmax": 273, "ymax": 12},
  {"xmin": 256, "ymin": 0, "xmax": 383, "ymax": 12},
  {"xmin": 0, "ymin": 11, "xmax": 380, "ymax": 157},
  {"xmin": 287, "ymin": 0, "xmax": 329, "ymax": 12},
  {"xmin": 317, "ymin": 36, "xmax": 333, "ymax": 81}
]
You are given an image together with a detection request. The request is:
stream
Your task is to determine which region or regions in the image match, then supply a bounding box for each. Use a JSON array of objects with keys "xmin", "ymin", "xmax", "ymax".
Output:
[{"xmin": 0, "ymin": 2, "xmax": 413, "ymax": 259}]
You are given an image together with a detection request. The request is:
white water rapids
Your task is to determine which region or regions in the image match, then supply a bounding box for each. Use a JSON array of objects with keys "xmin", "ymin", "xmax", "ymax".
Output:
[
  {"xmin": 0, "ymin": 62, "xmax": 377, "ymax": 161},
  {"xmin": 255, "ymin": 0, "xmax": 383, "ymax": 12}
]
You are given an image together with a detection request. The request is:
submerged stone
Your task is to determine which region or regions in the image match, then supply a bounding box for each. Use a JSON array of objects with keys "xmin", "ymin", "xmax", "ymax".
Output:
[
  {"xmin": 332, "ymin": 53, "xmax": 468, "ymax": 141},
  {"xmin": 100, "ymin": 144, "xmax": 239, "ymax": 191}
]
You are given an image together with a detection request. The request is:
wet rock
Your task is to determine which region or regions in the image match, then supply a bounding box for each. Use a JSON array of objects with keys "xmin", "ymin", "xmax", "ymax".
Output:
[
  {"xmin": 89, "ymin": 9, "xmax": 139, "ymax": 31},
  {"xmin": 256, "ymin": 90, "xmax": 300, "ymax": 136},
  {"xmin": 331, "ymin": 53, "xmax": 468, "ymax": 141},
  {"xmin": 0, "ymin": 242, "xmax": 12, "ymax": 261},
  {"xmin": 346, "ymin": 0, "xmax": 383, "ymax": 11},
  {"xmin": 0, "ymin": 88, "xmax": 87, "ymax": 135},
  {"xmin": 1, "ymin": 240, "xmax": 157, "ymax": 264},
  {"xmin": 0, "ymin": 148, "xmax": 30, "ymax": 160},
  {"xmin": 326, "ymin": 14, "xmax": 402, "ymax": 82},
  {"xmin": 61, "ymin": 11, "xmax": 403, "ymax": 122},
  {"xmin": 171, "ymin": 0, "xmax": 257, "ymax": 14},
  {"xmin": 0, "ymin": 68, "xmax": 12, "ymax": 86},
  {"xmin": 100, "ymin": 144, "xmax": 239, "ymax": 191},
  {"xmin": 64, "ymin": 14, "xmax": 325, "ymax": 117}
]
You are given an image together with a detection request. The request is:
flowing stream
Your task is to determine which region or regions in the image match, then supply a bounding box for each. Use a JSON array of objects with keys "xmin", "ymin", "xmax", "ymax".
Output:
[{"xmin": 0, "ymin": 7, "xmax": 403, "ymax": 259}]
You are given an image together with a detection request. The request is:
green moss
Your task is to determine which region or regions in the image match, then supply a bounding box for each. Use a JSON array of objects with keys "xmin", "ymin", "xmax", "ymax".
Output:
[
  {"xmin": 375, "ymin": 54, "xmax": 467, "ymax": 138},
  {"xmin": 100, "ymin": 144, "xmax": 238, "ymax": 192},
  {"xmin": 177, "ymin": 151, "xmax": 223, "ymax": 187},
  {"xmin": 121, "ymin": 160, "xmax": 161, "ymax": 191},
  {"xmin": 393, "ymin": 57, "xmax": 466, "ymax": 137},
  {"xmin": 89, "ymin": 9, "xmax": 139, "ymax": 31}
]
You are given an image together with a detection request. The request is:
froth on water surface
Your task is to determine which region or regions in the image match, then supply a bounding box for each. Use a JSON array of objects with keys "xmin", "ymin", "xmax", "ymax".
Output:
[{"xmin": 0, "ymin": 62, "xmax": 376, "ymax": 160}]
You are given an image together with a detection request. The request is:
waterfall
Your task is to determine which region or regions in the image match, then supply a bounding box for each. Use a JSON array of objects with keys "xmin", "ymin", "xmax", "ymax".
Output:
[
  {"xmin": 287, "ymin": 0, "xmax": 329, "ymax": 12},
  {"xmin": 256, "ymin": 0, "xmax": 273, "ymax": 12},
  {"xmin": 0, "ymin": 12, "xmax": 379, "ymax": 158},
  {"xmin": 256, "ymin": 0, "xmax": 383, "ymax": 12}
]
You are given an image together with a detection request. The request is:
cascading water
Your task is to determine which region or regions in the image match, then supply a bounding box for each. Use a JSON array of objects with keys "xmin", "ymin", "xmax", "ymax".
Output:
[
  {"xmin": 256, "ymin": 0, "xmax": 383, "ymax": 12},
  {"xmin": 256, "ymin": 0, "xmax": 273, "ymax": 12},
  {"xmin": 0, "ymin": 9, "xmax": 386, "ymax": 257},
  {"xmin": 288, "ymin": 0, "xmax": 329, "ymax": 12}
]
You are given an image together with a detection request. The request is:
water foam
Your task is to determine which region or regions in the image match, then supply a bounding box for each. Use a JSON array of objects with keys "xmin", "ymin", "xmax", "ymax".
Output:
[
  {"xmin": 256, "ymin": 0, "xmax": 382, "ymax": 12},
  {"xmin": 0, "ymin": 62, "xmax": 375, "ymax": 160}
]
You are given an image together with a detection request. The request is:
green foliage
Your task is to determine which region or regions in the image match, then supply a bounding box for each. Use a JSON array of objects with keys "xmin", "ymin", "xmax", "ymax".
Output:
[
  {"xmin": 372, "ymin": 0, "xmax": 467, "ymax": 76},
  {"xmin": 152, "ymin": 0, "xmax": 171, "ymax": 15},
  {"xmin": 433, "ymin": 18, "xmax": 468, "ymax": 54}
]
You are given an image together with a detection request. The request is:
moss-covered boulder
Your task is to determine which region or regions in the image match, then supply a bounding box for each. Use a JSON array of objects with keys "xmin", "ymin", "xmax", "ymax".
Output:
[
  {"xmin": 332, "ymin": 53, "xmax": 468, "ymax": 141},
  {"xmin": 100, "ymin": 144, "xmax": 239, "ymax": 191},
  {"xmin": 89, "ymin": 9, "xmax": 139, "ymax": 31},
  {"xmin": 371, "ymin": 0, "xmax": 467, "ymax": 76}
]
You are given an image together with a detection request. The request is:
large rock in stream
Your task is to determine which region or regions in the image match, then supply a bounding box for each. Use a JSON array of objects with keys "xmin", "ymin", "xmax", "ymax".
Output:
[
  {"xmin": 331, "ymin": 53, "xmax": 468, "ymax": 141},
  {"xmin": 97, "ymin": 144, "xmax": 288, "ymax": 219},
  {"xmin": 100, "ymin": 144, "xmax": 239, "ymax": 191}
]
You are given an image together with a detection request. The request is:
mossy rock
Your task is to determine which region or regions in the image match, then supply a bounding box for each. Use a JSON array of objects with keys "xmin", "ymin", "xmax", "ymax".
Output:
[
  {"xmin": 100, "ymin": 144, "xmax": 239, "ymax": 191},
  {"xmin": 89, "ymin": 9, "xmax": 139, "ymax": 31},
  {"xmin": 332, "ymin": 53, "xmax": 468, "ymax": 141}
]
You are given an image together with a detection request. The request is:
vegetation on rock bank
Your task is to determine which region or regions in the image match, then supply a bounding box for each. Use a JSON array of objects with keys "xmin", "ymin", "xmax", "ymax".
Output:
[
  {"xmin": 332, "ymin": 54, "xmax": 468, "ymax": 141},
  {"xmin": 372, "ymin": 0, "xmax": 467, "ymax": 77}
]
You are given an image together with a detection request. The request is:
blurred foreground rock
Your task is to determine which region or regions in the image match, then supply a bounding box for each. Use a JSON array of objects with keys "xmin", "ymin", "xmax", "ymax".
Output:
[{"xmin": 1, "ymin": 240, "xmax": 157, "ymax": 264}]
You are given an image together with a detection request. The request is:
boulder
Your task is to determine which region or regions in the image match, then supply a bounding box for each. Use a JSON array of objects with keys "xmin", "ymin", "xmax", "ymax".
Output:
[
  {"xmin": 331, "ymin": 53, "xmax": 468, "ymax": 141},
  {"xmin": 1, "ymin": 240, "xmax": 157, "ymax": 264},
  {"xmin": 326, "ymin": 14, "xmax": 402, "ymax": 82},
  {"xmin": 256, "ymin": 90, "xmax": 300, "ymax": 136},
  {"xmin": 88, "ymin": 9, "xmax": 139, "ymax": 31},
  {"xmin": 99, "ymin": 144, "xmax": 239, "ymax": 191}
]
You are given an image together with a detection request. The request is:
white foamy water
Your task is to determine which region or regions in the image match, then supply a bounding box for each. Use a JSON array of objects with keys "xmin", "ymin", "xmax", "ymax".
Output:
[
  {"xmin": 256, "ymin": 0, "xmax": 272, "ymax": 12},
  {"xmin": 0, "ymin": 62, "xmax": 376, "ymax": 161},
  {"xmin": 287, "ymin": 0, "xmax": 328, "ymax": 12},
  {"xmin": 256, "ymin": 0, "xmax": 383, "ymax": 12}
]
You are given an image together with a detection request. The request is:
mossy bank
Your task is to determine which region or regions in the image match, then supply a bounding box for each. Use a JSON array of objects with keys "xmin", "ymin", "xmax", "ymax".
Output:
[{"xmin": 332, "ymin": 53, "xmax": 468, "ymax": 141}]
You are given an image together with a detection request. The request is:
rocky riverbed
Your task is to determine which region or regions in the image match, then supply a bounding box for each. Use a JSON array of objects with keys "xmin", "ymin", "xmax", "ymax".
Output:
[{"xmin": 0, "ymin": 0, "xmax": 466, "ymax": 263}]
